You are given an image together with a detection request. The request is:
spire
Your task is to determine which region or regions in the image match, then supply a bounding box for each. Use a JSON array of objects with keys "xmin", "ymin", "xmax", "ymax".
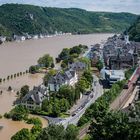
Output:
[{"xmin": 124, "ymin": 31, "xmax": 130, "ymax": 44}]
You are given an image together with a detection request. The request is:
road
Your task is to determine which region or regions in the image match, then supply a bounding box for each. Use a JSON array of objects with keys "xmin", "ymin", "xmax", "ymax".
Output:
[
  {"xmin": 59, "ymin": 75, "xmax": 103, "ymax": 128},
  {"xmin": 44, "ymin": 75, "xmax": 103, "ymax": 128}
]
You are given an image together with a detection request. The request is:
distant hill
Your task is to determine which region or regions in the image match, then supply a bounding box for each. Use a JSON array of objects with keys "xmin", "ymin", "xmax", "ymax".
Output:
[
  {"xmin": 128, "ymin": 16, "xmax": 140, "ymax": 42},
  {"xmin": 0, "ymin": 4, "xmax": 138, "ymax": 36}
]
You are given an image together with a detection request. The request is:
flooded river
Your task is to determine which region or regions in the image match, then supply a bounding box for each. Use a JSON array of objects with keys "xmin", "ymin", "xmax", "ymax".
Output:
[
  {"xmin": 0, "ymin": 33, "xmax": 113, "ymax": 139},
  {"xmin": 0, "ymin": 34, "xmax": 113, "ymax": 78},
  {"xmin": 0, "ymin": 74, "xmax": 48, "ymax": 140}
]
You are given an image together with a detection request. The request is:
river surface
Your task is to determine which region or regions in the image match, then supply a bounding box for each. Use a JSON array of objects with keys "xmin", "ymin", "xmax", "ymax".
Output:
[
  {"xmin": 0, "ymin": 33, "xmax": 113, "ymax": 140},
  {"xmin": 0, "ymin": 34, "xmax": 113, "ymax": 78}
]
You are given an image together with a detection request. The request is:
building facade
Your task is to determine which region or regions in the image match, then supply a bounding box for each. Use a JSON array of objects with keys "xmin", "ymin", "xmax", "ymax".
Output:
[
  {"xmin": 48, "ymin": 70, "xmax": 78, "ymax": 92},
  {"xmin": 20, "ymin": 85, "xmax": 47, "ymax": 110}
]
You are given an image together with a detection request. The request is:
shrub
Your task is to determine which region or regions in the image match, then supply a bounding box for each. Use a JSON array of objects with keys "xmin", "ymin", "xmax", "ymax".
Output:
[{"xmin": 26, "ymin": 117, "xmax": 42, "ymax": 127}]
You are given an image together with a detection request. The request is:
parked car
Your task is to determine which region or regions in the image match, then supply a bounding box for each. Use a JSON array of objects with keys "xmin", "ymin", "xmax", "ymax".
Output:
[
  {"xmin": 72, "ymin": 113, "xmax": 76, "ymax": 117},
  {"xmin": 85, "ymin": 91, "xmax": 91, "ymax": 95}
]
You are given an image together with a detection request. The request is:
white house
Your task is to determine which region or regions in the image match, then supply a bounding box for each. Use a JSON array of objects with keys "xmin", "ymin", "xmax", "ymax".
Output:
[
  {"xmin": 33, "ymin": 35, "xmax": 39, "ymax": 39},
  {"xmin": 0, "ymin": 36, "xmax": 6, "ymax": 42},
  {"xmin": 101, "ymin": 69, "xmax": 125, "ymax": 85},
  {"xmin": 14, "ymin": 35, "xmax": 26, "ymax": 41},
  {"xmin": 48, "ymin": 70, "xmax": 78, "ymax": 92}
]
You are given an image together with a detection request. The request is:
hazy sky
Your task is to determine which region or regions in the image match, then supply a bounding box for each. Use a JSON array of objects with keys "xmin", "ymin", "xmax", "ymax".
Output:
[{"xmin": 0, "ymin": 0, "xmax": 139, "ymax": 14}]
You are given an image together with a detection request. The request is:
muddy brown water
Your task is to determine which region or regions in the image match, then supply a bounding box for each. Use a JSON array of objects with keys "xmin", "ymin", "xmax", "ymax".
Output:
[
  {"xmin": 0, "ymin": 74, "xmax": 48, "ymax": 140},
  {"xmin": 0, "ymin": 34, "xmax": 113, "ymax": 79},
  {"xmin": 0, "ymin": 33, "xmax": 113, "ymax": 139}
]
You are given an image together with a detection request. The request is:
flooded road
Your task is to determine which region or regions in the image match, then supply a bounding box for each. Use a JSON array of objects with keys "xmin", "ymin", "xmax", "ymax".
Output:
[{"xmin": 0, "ymin": 34, "xmax": 113, "ymax": 78}]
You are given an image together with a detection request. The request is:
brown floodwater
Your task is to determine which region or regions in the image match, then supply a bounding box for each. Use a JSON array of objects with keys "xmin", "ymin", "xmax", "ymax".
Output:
[
  {"xmin": 0, "ymin": 33, "xmax": 113, "ymax": 140},
  {"xmin": 0, "ymin": 74, "xmax": 48, "ymax": 140},
  {"xmin": 0, "ymin": 34, "xmax": 113, "ymax": 79}
]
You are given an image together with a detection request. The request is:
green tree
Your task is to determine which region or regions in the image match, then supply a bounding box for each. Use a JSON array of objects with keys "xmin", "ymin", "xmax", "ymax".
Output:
[
  {"xmin": 61, "ymin": 62, "xmax": 67, "ymax": 69},
  {"xmin": 96, "ymin": 60, "xmax": 103, "ymax": 71},
  {"xmin": 38, "ymin": 54, "xmax": 53, "ymax": 68},
  {"xmin": 65, "ymin": 124, "xmax": 79, "ymax": 140},
  {"xmin": 59, "ymin": 48, "xmax": 70, "ymax": 60},
  {"xmin": 42, "ymin": 99, "xmax": 53, "ymax": 114},
  {"xmin": 89, "ymin": 111, "xmax": 130, "ymax": 140},
  {"xmin": 59, "ymin": 98, "xmax": 70, "ymax": 112},
  {"xmin": 58, "ymin": 85, "xmax": 75, "ymax": 106},
  {"xmin": 20, "ymin": 85, "xmax": 29, "ymax": 98},
  {"xmin": 69, "ymin": 45, "xmax": 82, "ymax": 55},
  {"xmin": 37, "ymin": 124, "xmax": 65, "ymax": 140},
  {"xmin": 77, "ymin": 77, "xmax": 90, "ymax": 93},
  {"xmin": 51, "ymin": 98, "xmax": 61, "ymax": 117},
  {"xmin": 27, "ymin": 117, "xmax": 42, "ymax": 127},
  {"xmin": 74, "ymin": 85, "xmax": 81, "ymax": 101},
  {"xmin": 10, "ymin": 105, "xmax": 29, "ymax": 121},
  {"xmin": 78, "ymin": 57, "xmax": 91, "ymax": 70},
  {"xmin": 29, "ymin": 65, "xmax": 38, "ymax": 74},
  {"xmin": 31, "ymin": 125, "xmax": 42, "ymax": 139},
  {"xmin": 11, "ymin": 128, "xmax": 31, "ymax": 140},
  {"xmin": 82, "ymin": 70, "xmax": 93, "ymax": 85}
]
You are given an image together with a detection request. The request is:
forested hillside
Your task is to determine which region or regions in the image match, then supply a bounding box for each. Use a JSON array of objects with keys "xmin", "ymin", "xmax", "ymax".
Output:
[
  {"xmin": 128, "ymin": 16, "xmax": 140, "ymax": 42},
  {"xmin": 0, "ymin": 4, "xmax": 138, "ymax": 36}
]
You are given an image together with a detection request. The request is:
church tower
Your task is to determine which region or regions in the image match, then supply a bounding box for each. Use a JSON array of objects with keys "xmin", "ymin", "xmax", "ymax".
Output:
[{"xmin": 124, "ymin": 34, "xmax": 130, "ymax": 44}]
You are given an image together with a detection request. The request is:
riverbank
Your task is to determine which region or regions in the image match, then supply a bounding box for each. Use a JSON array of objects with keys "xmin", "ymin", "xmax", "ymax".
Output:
[{"xmin": 0, "ymin": 34, "xmax": 113, "ymax": 78}]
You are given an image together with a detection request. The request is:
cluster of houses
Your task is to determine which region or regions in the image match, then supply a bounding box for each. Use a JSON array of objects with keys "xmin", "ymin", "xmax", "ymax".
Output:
[
  {"xmin": 0, "ymin": 32, "xmax": 72, "ymax": 44},
  {"xmin": 102, "ymin": 34, "xmax": 140, "ymax": 86},
  {"xmin": 103, "ymin": 34, "xmax": 139, "ymax": 70},
  {"xmin": 89, "ymin": 44, "xmax": 101, "ymax": 67},
  {"xmin": 19, "ymin": 61, "xmax": 87, "ymax": 110}
]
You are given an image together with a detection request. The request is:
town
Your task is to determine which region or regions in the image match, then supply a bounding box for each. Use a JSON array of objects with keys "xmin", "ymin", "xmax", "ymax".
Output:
[
  {"xmin": 0, "ymin": 31, "xmax": 72, "ymax": 44},
  {"xmin": 0, "ymin": 2, "xmax": 140, "ymax": 140},
  {"xmin": 1, "ymin": 32, "xmax": 139, "ymax": 138}
]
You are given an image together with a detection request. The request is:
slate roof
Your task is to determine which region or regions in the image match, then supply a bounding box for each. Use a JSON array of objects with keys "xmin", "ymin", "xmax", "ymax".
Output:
[
  {"xmin": 109, "ymin": 54, "xmax": 133, "ymax": 62},
  {"xmin": 68, "ymin": 61, "xmax": 87, "ymax": 70},
  {"xmin": 48, "ymin": 70, "xmax": 76, "ymax": 85},
  {"xmin": 103, "ymin": 35, "xmax": 140, "ymax": 67},
  {"xmin": 21, "ymin": 85, "xmax": 47, "ymax": 104}
]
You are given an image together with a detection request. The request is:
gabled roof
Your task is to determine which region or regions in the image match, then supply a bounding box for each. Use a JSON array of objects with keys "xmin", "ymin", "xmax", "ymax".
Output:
[
  {"xmin": 110, "ymin": 54, "xmax": 133, "ymax": 62},
  {"xmin": 68, "ymin": 61, "xmax": 87, "ymax": 70},
  {"xmin": 21, "ymin": 85, "xmax": 47, "ymax": 104},
  {"xmin": 48, "ymin": 70, "xmax": 76, "ymax": 85}
]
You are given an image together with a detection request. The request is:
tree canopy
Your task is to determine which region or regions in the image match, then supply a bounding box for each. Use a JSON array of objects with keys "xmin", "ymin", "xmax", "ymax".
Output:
[
  {"xmin": 38, "ymin": 54, "xmax": 54, "ymax": 68},
  {"xmin": 0, "ymin": 4, "xmax": 138, "ymax": 36},
  {"xmin": 128, "ymin": 16, "xmax": 140, "ymax": 42},
  {"xmin": 20, "ymin": 85, "xmax": 29, "ymax": 98},
  {"xmin": 37, "ymin": 124, "xmax": 78, "ymax": 140}
]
